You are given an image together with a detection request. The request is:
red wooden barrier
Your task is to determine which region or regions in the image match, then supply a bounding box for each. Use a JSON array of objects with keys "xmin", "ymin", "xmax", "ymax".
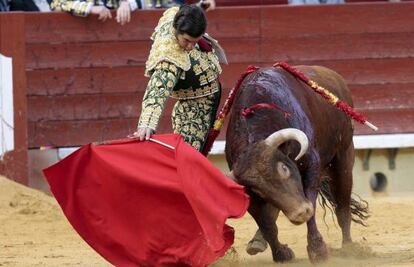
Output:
[
  {"xmin": 0, "ymin": 1, "xmax": 411, "ymax": 157},
  {"xmin": 187, "ymin": 0, "xmax": 288, "ymax": 5},
  {"xmin": 23, "ymin": 2, "xmax": 414, "ymax": 148},
  {"xmin": 187, "ymin": 0, "xmax": 394, "ymax": 6}
]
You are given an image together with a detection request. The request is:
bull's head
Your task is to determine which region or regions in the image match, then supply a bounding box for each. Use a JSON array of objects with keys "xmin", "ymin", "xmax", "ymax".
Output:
[{"xmin": 230, "ymin": 128, "xmax": 314, "ymax": 225}]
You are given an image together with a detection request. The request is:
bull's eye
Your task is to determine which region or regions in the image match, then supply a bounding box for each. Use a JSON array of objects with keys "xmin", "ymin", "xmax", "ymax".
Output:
[{"xmin": 277, "ymin": 162, "xmax": 291, "ymax": 179}]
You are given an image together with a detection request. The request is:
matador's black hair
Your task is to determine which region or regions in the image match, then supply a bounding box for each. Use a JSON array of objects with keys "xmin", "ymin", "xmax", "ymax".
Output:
[{"xmin": 173, "ymin": 4, "xmax": 207, "ymax": 38}]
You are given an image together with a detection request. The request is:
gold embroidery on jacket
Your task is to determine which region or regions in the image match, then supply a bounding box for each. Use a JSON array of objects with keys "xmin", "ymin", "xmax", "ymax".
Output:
[
  {"xmin": 138, "ymin": 61, "xmax": 182, "ymax": 130},
  {"xmin": 171, "ymin": 80, "xmax": 220, "ymax": 100},
  {"xmin": 145, "ymin": 7, "xmax": 191, "ymax": 77}
]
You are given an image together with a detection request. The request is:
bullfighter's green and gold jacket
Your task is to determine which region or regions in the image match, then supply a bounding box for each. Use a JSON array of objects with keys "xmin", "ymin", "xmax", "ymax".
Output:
[
  {"xmin": 138, "ymin": 7, "xmax": 222, "ymax": 131},
  {"xmin": 50, "ymin": 0, "xmax": 143, "ymax": 17}
]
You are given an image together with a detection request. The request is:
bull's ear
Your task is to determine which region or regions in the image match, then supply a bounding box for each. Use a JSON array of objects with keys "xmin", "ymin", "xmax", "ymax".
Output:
[{"xmin": 227, "ymin": 171, "xmax": 237, "ymax": 181}]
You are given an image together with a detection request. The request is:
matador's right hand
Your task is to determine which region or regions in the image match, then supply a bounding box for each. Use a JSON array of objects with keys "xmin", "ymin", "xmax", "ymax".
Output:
[{"xmin": 130, "ymin": 127, "xmax": 154, "ymax": 141}]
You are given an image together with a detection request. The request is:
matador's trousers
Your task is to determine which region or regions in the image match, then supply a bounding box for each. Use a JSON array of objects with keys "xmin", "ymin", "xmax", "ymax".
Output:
[{"xmin": 172, "ymin": 90, "xmax": 221, "ymax": 152}]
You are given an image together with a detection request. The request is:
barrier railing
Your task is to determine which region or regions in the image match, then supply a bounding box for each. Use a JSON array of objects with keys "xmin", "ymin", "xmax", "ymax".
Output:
[{"xmin": 1, "ymin": 2, "xmax": 414, "ymax": 184}]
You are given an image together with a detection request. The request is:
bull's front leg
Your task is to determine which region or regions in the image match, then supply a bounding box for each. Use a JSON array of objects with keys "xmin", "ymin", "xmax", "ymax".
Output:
[
  {"xmin": 248, "ymin": 196, "xmax": 295, "ymax": 262},
  {"xmin": 303, "ymin": 166, "xmax": 329, "ymax": 263}
]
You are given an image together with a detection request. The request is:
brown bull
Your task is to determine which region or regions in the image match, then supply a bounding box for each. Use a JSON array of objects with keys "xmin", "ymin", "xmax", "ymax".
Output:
[{"xmin": 225, "ymin": 65, "xmax": 368, "ymax": 263}]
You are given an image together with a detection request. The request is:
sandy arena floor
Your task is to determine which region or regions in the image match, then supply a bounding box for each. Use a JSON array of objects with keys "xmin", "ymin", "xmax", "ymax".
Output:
[{"xmin": 1, "ymin": 175, "xmax": 413, "ymax": 267}]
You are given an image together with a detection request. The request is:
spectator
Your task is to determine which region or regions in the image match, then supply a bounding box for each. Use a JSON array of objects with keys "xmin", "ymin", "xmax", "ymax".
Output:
[
  {"xmin": 173, "ymin": 0, "xmax": 184, "ymax": 5},
  {"xmin": 0, "ymin": 0, "xmax": 8, "ymax": 11},
  {"xmin": 149, "ymin": 0, "xmax": 175, "ymax": 8},
  {"xmin": 50, "ymin": 0, "xmax": 144, "ymax": 25},
  {"xmin": 10, "ymin": 0, "xmax": 40, "ymax": 11},
  {"xmin": 0, "ymin": 0, "xmax": 52, "ymax": 11},
  {"xmin": 289, "ymin": 0, "xmax": 344, "ymax": 4},
  {"xmin": 33, "ymin": 0, "xmax": 52, "ymax": 11},
  {"xmin": 4, "ymin": 0, "xmax": 50, "ymax": 11}
]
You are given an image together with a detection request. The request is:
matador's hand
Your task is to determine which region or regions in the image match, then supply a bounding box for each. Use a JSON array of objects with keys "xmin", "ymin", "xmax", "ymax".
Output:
[{"xmin": 130, "ymin": 127, "xmax": 154, "ymax": 141}]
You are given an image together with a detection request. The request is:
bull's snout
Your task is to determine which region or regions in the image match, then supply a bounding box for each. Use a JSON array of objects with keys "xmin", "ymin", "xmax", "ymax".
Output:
[{"xmin": 285, "ymin": 201, "xmax": 314, "ymax": 225}]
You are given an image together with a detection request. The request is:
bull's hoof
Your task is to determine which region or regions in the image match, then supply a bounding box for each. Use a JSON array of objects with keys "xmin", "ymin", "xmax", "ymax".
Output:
[
  {"xmin": 273, "ymin": 244, "xmax": 295, "ymax": 262},
  {"xmin": 307, "ymin": 236, "xmax": 329, "ymax": 263},
  {"xmin": 246, "ymin": 238, "xmax": 268, "ymax": 255}
]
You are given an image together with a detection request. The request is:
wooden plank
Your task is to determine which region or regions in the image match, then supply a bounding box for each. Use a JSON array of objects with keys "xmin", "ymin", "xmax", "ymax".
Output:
[
  {"xmin": 260, "ymin": 32, "xmax": 414, "ymax": 62},
  {"xmin": 25, "ymin": 8, "xmax": 260, "ymax": 44},
  {"xmin": 187, "ymin": 0, "xmax": 288, "ymax": 5},
  {"xmin": 28, "ymin": 82, "xmax": 413, "ymax": 122},
  {"xmin": 206, "ymin": 8, "xmax": 261, "ymax": 39},
  {"xmin": 26, "ymin": 37, "xmax": 263, "ymax": 70},
  {"xmin": 28, "ymin": 117, "xmax": 173, "ymax": 148},
  {"xmin": 215, "ymin": 0, "xmax": 288, "ymax": 5},
  {"xmin": 285, "ymin": 58, "xmax": 414, "ymax": 84},
  {"xmin": 350, "ymin": 83, "xmax": 414, "ymax": 110},
  {"xmin": 261, "ymin": 3, "xmax": 414, "ymax": 37},
  {"xmin": 27, "ymin": 66, "xmax": 148, "ymax": 96},
  {"xmin": 27, "ymin": 33, "xmax": 414, "ymax": 70},
  {"xmin": 353, "ymin": 108, "xmax": 414, "ymax": 135},
  {"xmin": 26, "ymin": 40, "xmax": 150, "ymax": 69},
  {"xmin": 220, "ymin": 58, "xmax": 414, "ymax": 87},
  {"xmin": 27, "ymin": 93, "xmax": 176, "ymax": 121},
  {"xmin": 218, "ymin": 82, "xmax": 414, "ymax": 110},
  {"xmin": 0, "ymin": 13, "xmax": 28, "ymax": 185},
  {"xmin": 220, "ymin": 38, "xmax": 261, "ymax": 63},
  {"xmin": 24, "ymin": 10, "xmax": 160, "ymax": 44},
  {"xmin": 220, "ymin": 63, "xmax": 268, "ymax": 89}
]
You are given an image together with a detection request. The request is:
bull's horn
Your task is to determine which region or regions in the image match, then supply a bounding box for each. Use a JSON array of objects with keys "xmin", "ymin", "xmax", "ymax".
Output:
[
  {"xmin": 227, "ymin": 171, "xmax": 237, "ymax": 181},
  {"xmin": 264, "ymin": 128, "xmax": 309, "ymax": 161}
]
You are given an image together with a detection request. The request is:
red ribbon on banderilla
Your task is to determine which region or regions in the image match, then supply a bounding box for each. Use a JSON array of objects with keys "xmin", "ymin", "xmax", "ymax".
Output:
[
  {"xmin": 274, "ymin": 62, "xmax": 378, "ymax": 131},
  {"xmin": 202, "ymin": 65, "xmax": 259, "ymax": 155}
]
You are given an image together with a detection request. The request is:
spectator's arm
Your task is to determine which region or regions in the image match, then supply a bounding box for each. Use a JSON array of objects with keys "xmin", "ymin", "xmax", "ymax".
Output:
[{"xmin": 50, "ymin": 0, "xmax": 93, "ymax": 17}]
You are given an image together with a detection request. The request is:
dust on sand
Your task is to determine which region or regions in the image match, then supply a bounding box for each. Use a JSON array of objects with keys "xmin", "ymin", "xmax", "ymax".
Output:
[{"xmin": 1, "ymin": 175, "xmax": 413, "ymax": 267}]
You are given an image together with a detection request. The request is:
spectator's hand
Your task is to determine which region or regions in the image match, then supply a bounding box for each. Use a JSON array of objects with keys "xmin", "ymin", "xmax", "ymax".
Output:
[
  {"xmin": 116, "ymin": 1, "xmax": 131, "ymax": 25},
  {"xmin": 129, "ymin": 127, "xmax": 154, "ymax": 141},
  {"xmin": 203, "ymin": 0, "xmax": 216, "ymax": 11},
  {"xmin": 91, "ymin": 6, "xmax": 112, "ymax": 22}
]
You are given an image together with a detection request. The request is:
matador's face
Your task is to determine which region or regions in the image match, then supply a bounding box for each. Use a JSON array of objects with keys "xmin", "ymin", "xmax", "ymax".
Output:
[{"xmin": 176, "ymin": 33, "xmax": 201, "ymax": 52}]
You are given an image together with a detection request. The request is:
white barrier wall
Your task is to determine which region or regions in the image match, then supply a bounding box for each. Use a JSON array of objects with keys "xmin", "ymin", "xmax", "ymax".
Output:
[{"xmin": 0, "ymin": 54, "xmax": 14, "ymax": 159}]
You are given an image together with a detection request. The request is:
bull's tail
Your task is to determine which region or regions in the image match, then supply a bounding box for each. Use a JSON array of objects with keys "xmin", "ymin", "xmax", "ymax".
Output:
[{"xmin": 318, "ymin": 179, "xmax": 369, "ymax": 227}]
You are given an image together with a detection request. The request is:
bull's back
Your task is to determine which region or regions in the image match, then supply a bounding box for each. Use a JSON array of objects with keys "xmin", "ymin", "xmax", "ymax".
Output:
[{"xmin": 297, "ymin": 65, "xmax": 353, "ymax": 106}]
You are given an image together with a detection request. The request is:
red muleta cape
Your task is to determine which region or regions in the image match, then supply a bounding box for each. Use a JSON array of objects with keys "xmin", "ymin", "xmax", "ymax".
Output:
[{"xmin": 43, "ymin": 134, "xmax": 249, "ymax": 267}]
